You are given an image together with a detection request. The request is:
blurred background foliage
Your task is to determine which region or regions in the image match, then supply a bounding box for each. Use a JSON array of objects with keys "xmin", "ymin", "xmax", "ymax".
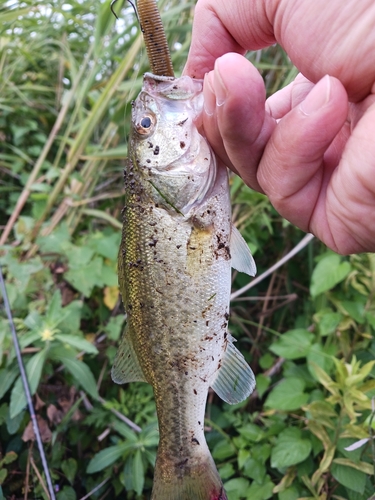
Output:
[{"xmin": 0, "ymin": 0, "xmax": 375, "ymax": 499}]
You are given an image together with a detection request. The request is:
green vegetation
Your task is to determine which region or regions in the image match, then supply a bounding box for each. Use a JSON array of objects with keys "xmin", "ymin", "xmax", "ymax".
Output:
[{"xmin": 1, "ymin": 0, "xmax": 375, "ymax": 499}]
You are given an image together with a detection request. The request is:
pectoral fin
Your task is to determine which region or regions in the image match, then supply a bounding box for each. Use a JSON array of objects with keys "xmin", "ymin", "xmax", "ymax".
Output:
[
  {"xmin": 111, "ymin": 326, "xmax": 147, "ymax": 384},
  {"xmin": 211, "ymin": 334, "xmax": 256, "ymax": 404},
  {"xmin": 230, "ymin": 225, "xmax": 257, "ymax": 276}
]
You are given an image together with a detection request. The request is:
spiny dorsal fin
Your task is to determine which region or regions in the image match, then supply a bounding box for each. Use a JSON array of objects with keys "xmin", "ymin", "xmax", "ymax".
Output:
[
  {"xmin": 111, "ymin": 326, "xmax": 147, "ymax": 384},
  {"xmin": 210, "ymin": 334, "xmax": 256, "ymax": 404},
  {"xmin": 231, "ymin": 225, "xmax": 257, "ymax": 276}
]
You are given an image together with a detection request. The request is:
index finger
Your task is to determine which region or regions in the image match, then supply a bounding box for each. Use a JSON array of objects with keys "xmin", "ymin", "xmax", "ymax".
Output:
[{"xmin": 184, "ymin": 0, "xmax": 275, "ymax": 78}]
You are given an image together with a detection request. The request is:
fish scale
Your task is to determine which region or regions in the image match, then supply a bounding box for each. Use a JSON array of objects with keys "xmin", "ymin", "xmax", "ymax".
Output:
[{"xmin": 112, "ymin": 74, "xmax": 256, "ymax": 499}]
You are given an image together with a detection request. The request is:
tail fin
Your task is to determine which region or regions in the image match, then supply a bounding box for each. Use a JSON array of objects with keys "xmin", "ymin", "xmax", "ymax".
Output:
[{"xmin": 151, "ymin": 453, "xmax": 227, "ymax": 500}]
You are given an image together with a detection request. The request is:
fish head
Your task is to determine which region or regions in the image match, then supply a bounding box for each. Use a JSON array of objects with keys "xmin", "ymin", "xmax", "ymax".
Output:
[{"xmin": 129, "ymin": 74, "xmax": 216, "ymax": 215}]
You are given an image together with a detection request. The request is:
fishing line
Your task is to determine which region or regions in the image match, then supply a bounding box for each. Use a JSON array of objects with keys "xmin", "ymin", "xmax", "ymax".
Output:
[{"xmin": 0, "ymin": 264, "xmax": 56, "ymax": 500}]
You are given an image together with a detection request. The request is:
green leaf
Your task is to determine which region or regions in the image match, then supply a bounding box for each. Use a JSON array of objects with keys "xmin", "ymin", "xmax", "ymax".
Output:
[
  {"xmin": 123, "ymin": 455, "xmax": 134, "ymax": 491},
  {"xmin": 307, "ymin": 343, "xmax": 335, "ymax": 379},
  {"xmin": 49, "ymin": 347, "xmax": 99, "ymax": 400},
  {"xmin": 82, "ymin": 145, "xmax": 128, "ymax": 159},
  {"xmin": 212, "ymin": 440, "xmax": 237, "ymax": 460},
  {"xmin": 6, "ymin": 256, "xmax": 44, "ymax": 292},
  {"xmin": 0, "ymin": 7, "xmax": 32, "ymax": 23},
  {"xmin": 100, "ymin": 263, "xmax": 118, "ymax": 287},
  {"xmin": 269, "ymin": 329, "xmax": 314, "ymax": 359},
  {"xmin": 55, "ymin": 334, "xmax": 98, "ymax": 354},
  {"xmin": 259, "ymin": 353, "xmax": 275, "ymax": 370},
  {"xmin": 104, "ymin": 315, "xmax": 125, "ymax": 341},
  {"xmin": 140, "ymin": 424, "xmax": 159, "ymax": 447},
  {"xmin": 278, "ymin": 486, "xmax": 299, "ymax": 500},
  {"xmin": 315, "ymin": 310, "xmax": 343, "ymax": 336},
  {"xmin": 61, "ymin": 356, "xmax": 99, "ymax": 400},
  {"xmin": 224, "ymin": 478, "xmax": 250, "ymax": 500},
  {"xmin": 0, "ymin": 452, "xmax": 17, "ymax": 467},
  {"xmin": 133, "ymin": 449, "xmax": 145, "ymax": 496},
  {"xmin": 61, "ymin": 458, "xmax": 77, "ymax": 484},
  {"xmin": 6, "ymin": 409, "xmax": 24, "ymax": 435},
  {"xmin": 333, "ymin": 457, "xmax": 373, "ymax": 475},
  {"xmin": 65, "ymin": 256, "xmax": 103, "ymax": 297},
  {"xmin": 265, "ymin": 378, "xmax": 309, "ymax": 411},
  {"xmin": 242, "ymin": 457, "xmax": 266, "ymax": 483},
  {"xmin": 46, "ymin": 290, "xmax": 63, "ymax": 323},
  {"xmin": 310, "ymin": 253, "xmax": 351, "ymax": 297},
  {"xmin": 87, "ymin": 442, "xmax": 132, "ymax": 473},
  {"xmin": 59, "ymin": 300, "xmax": 83, "ymax": 334},
  {"xmin": 255, "ymin": 374, "xmax": 271, "ymax": 398},
  {"xmin": 246, "ymin": 475, "xmax": 274, "ymax": 500},
  {"xmin": 9, "ymin": 348, "xmax": 48, "ymax": 418},
  {"xmin": 64, "ymin": 244, "xmax": 95, "ymax": 267},
  {"xmin": 0, "ymin": 469, "xmax": 7, "ymax": 486},
  {"xmin": 0, "ymin": 405, "xmax": 7, "ymax": 426},
  {"xmin": 238, "ymin": 423, "xmax": 265, "ymax": 443},
  {"xmin": 56, "ymin": 486, "xmax": 76, "ymax": 500},
  {"xmin": 0, "ymin": 366, "xmax": 19, "ymax": 399},
  {"xmin": 271, "ymin": 428, "xmax": 312, "ymax": 469},
  {"xmin": 89, "ymin": 231, "xmax": 121, "ymax": 261},
  {"xmin": 219, "ymin": 463, "xmax": 235, "ymax": 480},
  {"xmin": 36, "ymin": 223, "xmax": 71, "ymax": 253},
  {"xmin": 111, "ymin": 420, "xmax": 138, "ymax": 443},
  {"xmin": 341, "ymin": 300, "xmax": 365, "ymax": 324},
  {"xmin": 331, "ymin": 463, "xmax": 366, "ymax": 494}
]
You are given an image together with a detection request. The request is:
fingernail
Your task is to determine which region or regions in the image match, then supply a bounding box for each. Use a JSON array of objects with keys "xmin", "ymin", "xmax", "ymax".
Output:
[
  {"xmin": 300, "ymin": 75, "xmax": 331, "ymax": 115},
  {"xmin": 214, "ymin": 59, "xmax": 227, "ymax": 106},
  {"xmin": 203, "ymin": 72, "xmax": 216, "ymax": 116}
]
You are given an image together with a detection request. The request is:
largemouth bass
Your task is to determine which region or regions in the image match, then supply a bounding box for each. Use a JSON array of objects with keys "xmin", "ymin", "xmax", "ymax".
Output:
[{"xmin": 112, "ymin": 73, "xmax": 256, "ymax": 499}]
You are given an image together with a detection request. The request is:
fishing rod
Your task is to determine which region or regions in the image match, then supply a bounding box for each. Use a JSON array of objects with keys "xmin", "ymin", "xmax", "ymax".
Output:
[{"xmin": 0, "ymin": 264, "xmax": 56, "ymax": 500}]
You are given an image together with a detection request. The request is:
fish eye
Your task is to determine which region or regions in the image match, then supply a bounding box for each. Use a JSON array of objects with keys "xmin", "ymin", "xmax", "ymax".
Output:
[
  {"xmin": 135, "ymin": 113, "xmax": 156, "ymax": 136},
  {"xmin": 141, "ymin": 117, "xmax": 151, "ymax": 128}
]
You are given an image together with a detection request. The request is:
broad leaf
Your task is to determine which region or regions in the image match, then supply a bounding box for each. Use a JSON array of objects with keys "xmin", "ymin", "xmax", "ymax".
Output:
[
  {"xmin": 0, "ymin": 366, "xmax": 19, "ymax": 399},
  {"xmin": 271, "ymin": 428, "xmax": 312, "ymax": 469},
  {"xmin": 56, "ymin": 486, "xmax": 76, "ymax": 500},
  {"xmin": 9, "ymin": 348, "xmax": 48, "ymax": 418},
  {"xmin": 89, "ymin": 231, "xmax": 121, "ymax": 261},
  {"xmin": 269, "ymin": 329, "xmax": 314, "ymax": 359},
  {"xmin": 50, "ymin": 348, "xmax": 99, "ymax": 400},
  {"xmin": 224, "ymin": 478, "xmax": 250, "ymax": 500},
  {"xmin": 310, "ymin": 253, "xmax": 351, "ymax": 297},
  {"xmin": 65, "ymin": 256, "xmax": 103, "ymax": 297},
  {"xmin": 265, "ymin": 378, "xmax": 309, "ymax": 411},
  {"xmin": 87, "ymin": 442, "xmax": 132, "ymax": 473},
  {"xmin": 331, "ymin": 463, "xmax": 366, "ymax": 494},
  {"xmin": 245, "ymin": 475, "xmax": 274, "ymax": 500},
  {"xmin": 61, "ymin": 458, "xmax": 77, "ymax": 484},
  {"xmin": 133, "ymin": 449, "xmax": 145, "ymax": 496},
  {"xmin": 55, "ymin": 334, "xmax": 98, "ymax": 354}
]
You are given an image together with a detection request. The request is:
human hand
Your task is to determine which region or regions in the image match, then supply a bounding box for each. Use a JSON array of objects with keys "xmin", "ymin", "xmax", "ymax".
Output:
[{"xmin": 184, "ymin": 0, "xmax": 375, "ymax": 254}]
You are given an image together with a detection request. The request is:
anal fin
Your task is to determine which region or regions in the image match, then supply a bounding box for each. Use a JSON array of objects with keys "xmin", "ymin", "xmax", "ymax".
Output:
[
  {"xmin": 111, "ymin": 326, "xmax": 147, "ymax": 384},
  {"xmin": 230, "ymin": 225, "xmax": 257, "ymax": 276},
  {"xmin": 211, "ymin": 334, "xmax": 256, "ymax": 404}
]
